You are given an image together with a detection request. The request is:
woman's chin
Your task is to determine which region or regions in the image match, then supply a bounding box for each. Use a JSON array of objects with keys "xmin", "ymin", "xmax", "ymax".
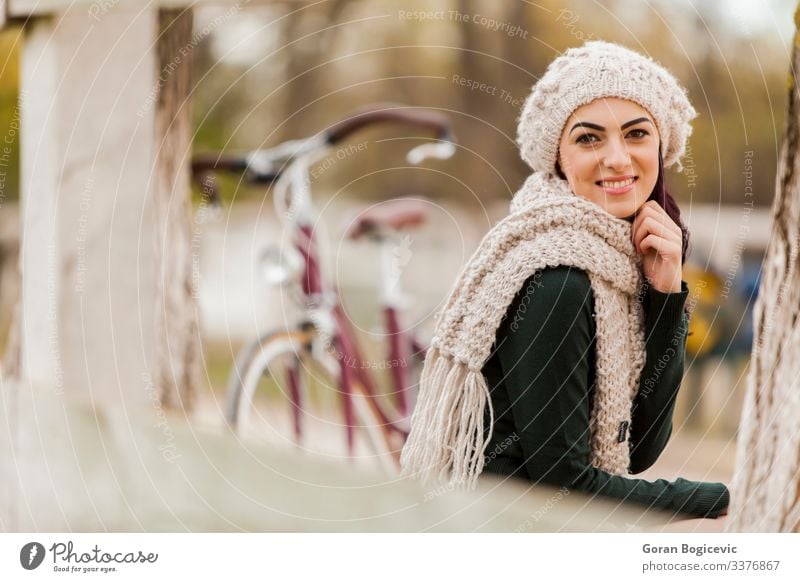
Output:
[{"xmin": 603, "ymin": 205, "xmax": 638, "ymax": 221}]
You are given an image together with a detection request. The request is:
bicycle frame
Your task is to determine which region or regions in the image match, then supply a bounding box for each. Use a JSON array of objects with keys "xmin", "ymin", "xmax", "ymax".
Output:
[{"xmin": 272, "ymin": 153, "xmax": 417, "ymax": 456}]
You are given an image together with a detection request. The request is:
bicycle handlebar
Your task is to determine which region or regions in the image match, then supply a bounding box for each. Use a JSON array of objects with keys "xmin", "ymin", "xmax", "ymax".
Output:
[
  {"xmin": 190, "ymin": 103, "xmax": 457, "ymax": 201},
  {"xmin": 324, "ymin": 103, "xmax": 456, "ymax": 145}
]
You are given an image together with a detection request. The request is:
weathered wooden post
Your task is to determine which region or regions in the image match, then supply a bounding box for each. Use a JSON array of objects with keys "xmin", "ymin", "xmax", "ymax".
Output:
[
  {"xmin": 0, "ymin": 0, "xmax": 207, "ymax": 530},
  {"xmin": 1, "ymin": 1, "xmax": 199, "ymax": 410}
]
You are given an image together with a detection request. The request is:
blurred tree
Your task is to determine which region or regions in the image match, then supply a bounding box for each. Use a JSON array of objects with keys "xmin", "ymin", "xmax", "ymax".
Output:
[
  {"xmin": 280, "ymin": 0, "xmax": 350, "ymax": 138},
  {"xmin": 727, "ymin": 0, "xmax": 800, "ymax": 533},
  {"xmin": 0, "ymin": 26, "xmax": 21, "ymax": 203}
]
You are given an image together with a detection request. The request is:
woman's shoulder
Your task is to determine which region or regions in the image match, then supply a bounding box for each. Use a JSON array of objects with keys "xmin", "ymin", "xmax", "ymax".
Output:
[
  {"xmin": 504, "ymin": 266, "xmax": 593, "ymax": 325},
  {"xmin": 498, "ymin": 265, "xmax": 595, "ymax": 344},
  {"xmin": 536, "ymin": 265, "xmax": 591, "ymax": 285},
  {"xmin": 521, "ymin": 266, "xmax": 592, "ymax": 302}
]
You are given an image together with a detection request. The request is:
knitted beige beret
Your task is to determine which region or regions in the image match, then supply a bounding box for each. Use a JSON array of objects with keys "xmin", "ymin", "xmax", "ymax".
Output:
[{"xmin": 517, "ymin": 40, "xmax": 697, "ymax": 173}]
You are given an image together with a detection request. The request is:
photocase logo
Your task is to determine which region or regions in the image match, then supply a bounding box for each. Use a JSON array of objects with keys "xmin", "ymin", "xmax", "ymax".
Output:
[{"xmin": 20, "ymin": 542, "xmax": 46, "ymax": 570}]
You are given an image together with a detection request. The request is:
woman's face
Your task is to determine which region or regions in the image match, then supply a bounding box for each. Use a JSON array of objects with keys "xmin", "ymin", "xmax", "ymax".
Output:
[{"xmin": 557, "ymin": 97, "xmax": 660, "ymax": 220}]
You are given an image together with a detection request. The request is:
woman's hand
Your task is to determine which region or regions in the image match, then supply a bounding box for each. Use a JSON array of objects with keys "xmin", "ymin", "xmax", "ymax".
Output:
[{"xmin": 631, "ymin": 201, "xmax": 683, "ymax": 293}]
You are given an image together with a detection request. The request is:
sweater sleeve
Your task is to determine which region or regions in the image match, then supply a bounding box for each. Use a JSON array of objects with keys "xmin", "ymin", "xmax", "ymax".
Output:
[
  {"xmin": 495, "ymin": 266, "xmax": 729, "ymax": 518},
  {"xmin": 629, "ymin": 281, "xmax": 690, "ymax": 474}
]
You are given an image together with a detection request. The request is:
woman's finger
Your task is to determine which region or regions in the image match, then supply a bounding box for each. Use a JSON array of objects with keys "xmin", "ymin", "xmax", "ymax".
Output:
[
  {"xmin": 633, "ymin": 215, "xmax": 682, "ymax": 254},
  {"xmin": 638, "ymin": 233, "xmax": 682, "ymax": 259},
  {"xmin": 631, "ymin": 204, "xmax": 658, "ymax": 244},
  {"xmin": 634, "ymin": 201, "xmax": 680, "ymax": 231}
]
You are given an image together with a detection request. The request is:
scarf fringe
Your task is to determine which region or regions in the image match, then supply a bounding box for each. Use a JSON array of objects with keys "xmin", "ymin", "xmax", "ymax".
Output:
[{"xmin": 400, "ymin": 347, "xmax": 494, "ymax": 490}]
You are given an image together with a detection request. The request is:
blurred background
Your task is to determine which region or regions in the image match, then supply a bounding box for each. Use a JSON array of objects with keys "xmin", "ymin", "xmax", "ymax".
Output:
[{"xmin": 0, "ymin": 0, "xmax": 795, "ymax": 489}]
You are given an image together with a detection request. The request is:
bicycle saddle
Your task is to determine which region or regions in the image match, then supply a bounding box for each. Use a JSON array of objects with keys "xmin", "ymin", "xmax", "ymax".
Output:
[{"xmin": 346, "ymin": 199, "xmax": 428, "ymax": 240}]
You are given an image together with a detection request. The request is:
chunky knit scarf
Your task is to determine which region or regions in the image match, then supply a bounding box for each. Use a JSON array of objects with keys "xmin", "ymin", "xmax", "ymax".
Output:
[{"xmin": 400, "ymin": 171, "xmax": 647, "ymax": 489}]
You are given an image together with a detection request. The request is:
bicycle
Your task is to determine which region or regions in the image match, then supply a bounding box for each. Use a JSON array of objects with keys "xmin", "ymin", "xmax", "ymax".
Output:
[{"xmin": 191, "ymin": 104, "xmax": 457, "ymax": 472}]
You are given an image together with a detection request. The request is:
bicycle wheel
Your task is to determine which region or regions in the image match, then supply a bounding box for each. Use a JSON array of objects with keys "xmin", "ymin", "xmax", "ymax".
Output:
[
  {"xmin": 225, "ymin": 328, "xmax": 309, "ymax": 434},
  {"xmin": 224, "ymin": 327, "xmax": 402, "ymax": 470}
]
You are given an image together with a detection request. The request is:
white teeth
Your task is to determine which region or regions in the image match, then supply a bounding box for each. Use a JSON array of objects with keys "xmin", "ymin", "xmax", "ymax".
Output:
[{"xmin": 600, "ymin": 177, "xmax": 634, "ymax": 188}]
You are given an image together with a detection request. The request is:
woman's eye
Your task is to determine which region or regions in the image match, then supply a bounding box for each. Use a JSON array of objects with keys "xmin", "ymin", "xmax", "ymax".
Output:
[
  {"xmin": 627, "ymin": 128, "xmax": 649, "ymax": 139},
  {"xmin": 576, "ymin": 134, "xmax": 598, "ymax": 144}
]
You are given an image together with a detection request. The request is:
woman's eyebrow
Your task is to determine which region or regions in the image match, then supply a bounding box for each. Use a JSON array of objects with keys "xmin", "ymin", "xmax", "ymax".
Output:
[{"xmin": 569, "ymin": 117, "xmax": 653, "ymax": 134}]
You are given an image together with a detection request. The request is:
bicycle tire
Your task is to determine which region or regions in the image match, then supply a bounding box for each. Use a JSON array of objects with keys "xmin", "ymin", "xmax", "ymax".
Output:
[
  {"xmin": 225, "ymin": 328, "xmax": 311, "ymax": 430},
  {"xmin": 224, "ymin": 327, "xmax": 403, "ymax": 469}
]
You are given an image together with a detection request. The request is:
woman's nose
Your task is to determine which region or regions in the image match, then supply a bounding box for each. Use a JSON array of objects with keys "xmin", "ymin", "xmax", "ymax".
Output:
[{"xmin": 602, "ymin": 139, "xmax": 632, "ymax": 170}]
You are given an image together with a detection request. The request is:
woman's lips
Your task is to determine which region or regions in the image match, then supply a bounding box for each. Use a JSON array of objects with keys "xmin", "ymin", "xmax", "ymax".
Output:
[{"xmin": 596, "ymin": 176, "xmax": 637, "ymax": 195}]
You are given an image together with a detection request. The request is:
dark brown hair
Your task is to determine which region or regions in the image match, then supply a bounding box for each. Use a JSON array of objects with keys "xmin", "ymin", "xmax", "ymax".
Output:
[
  {"xmin": 645, "ymin": 152, "xmax": 692, "ymax": 322},
  {"xmin": 649, "ymin": 151, "xmax": 691, "ymax": 266}
]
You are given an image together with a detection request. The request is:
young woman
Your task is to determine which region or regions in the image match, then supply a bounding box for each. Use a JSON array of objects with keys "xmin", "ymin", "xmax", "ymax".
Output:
[{"xmin": 400, "ymin": 41, "xmax": 729, "ymax": 519}]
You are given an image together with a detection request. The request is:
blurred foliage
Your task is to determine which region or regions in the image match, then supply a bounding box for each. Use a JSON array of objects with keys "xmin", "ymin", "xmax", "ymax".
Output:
[
  {"xmin": 0, "ymin": 26, "xmax": 21, "ymax": 203},
  {"xmin": 191, "ymin": 0, "xmax": 792, "ymax": 209},
  {"xmin": 0, "ymin": 2, "xmax": 790, "ymax": 207}
]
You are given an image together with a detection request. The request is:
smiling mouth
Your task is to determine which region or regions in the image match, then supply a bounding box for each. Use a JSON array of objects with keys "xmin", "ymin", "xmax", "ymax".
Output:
[{"xmin": 596, "ymin": 176, "xmax": 638, "ymax": 188}]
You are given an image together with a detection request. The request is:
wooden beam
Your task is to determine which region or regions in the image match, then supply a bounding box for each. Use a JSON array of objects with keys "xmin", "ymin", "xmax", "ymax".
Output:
[
  {"xmin": 0, "ymin": 386, "xmax": 675, "ymax": 532},
  {"xmin": 1, "ymin": 0, "xmax": 306, "ymax": 29},
  {"xmin": 6, "ymin": 0, "xmax": 283, "ymax": 20},
  {"xmin": 10, "ymin": 0, "xmax": 197, "ymax": 18},
  {"xmin": 152, "ymin": 7, "xmax": 201, "ymax": 410}
]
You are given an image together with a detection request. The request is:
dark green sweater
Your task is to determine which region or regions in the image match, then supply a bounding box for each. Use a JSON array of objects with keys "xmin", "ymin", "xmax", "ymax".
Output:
[{"xmin": 480, "ymin": 266, "xmax": 729, "ymax": 518}]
